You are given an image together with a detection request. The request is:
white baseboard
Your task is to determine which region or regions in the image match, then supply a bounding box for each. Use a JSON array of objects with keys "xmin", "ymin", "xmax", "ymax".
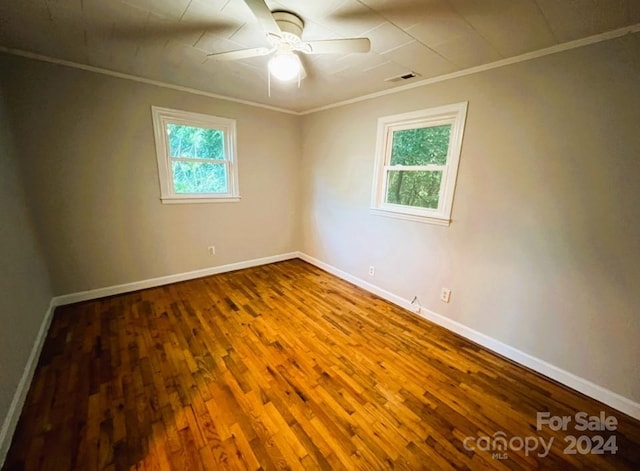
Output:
[
  {"xmin": 297, "ymin": 252, "xmax": 640, "ymax": 421},
  {"xmin": 297, "ymin": 252, "xmax": 416, "ymax": 311},
  {"xmin": 0, "ymin": 299, "xmax": 56, "ymax": 467},
  {"xmin": 53, "ymin": 252, "xmax": 299, "ymax": 306}
]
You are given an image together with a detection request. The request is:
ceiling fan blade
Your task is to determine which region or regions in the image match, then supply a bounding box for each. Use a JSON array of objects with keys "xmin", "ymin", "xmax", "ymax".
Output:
[
  {"xmin": 330, "ymin": 3, "xmax": 458, "ymax": 24},
  {"xmin": 303, "ymin": 38, "xmax": 371, "ymax": 55},
  {"xmin": 112, "ymin": 21, "xmax": 237, "ymax": 41},
  {"xmin": 208, "ymin": 47, "xmax": 274, "ymax": 60},
  {"xmin": 243, "ymin": 0, "xmax": 281, "ymax": 35}
]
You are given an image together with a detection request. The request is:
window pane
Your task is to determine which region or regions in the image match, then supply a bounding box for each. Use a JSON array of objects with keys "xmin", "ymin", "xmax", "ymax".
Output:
[
  {"xmin": 385, "ymin": 170, "xmax": 442, "ymax": 209},
  {"xmin": 167, "ymin": 123, "xmax": 224, "ymax": 159},
  {"xmin": 390, "ymin": 125, "xmax": 451, "ymax": 166},
  {"xmin": 172, "ymin": 161, "xmax": 228, "ymax": 194}
]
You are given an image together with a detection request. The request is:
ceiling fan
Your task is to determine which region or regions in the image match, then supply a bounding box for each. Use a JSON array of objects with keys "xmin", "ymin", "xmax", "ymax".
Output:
[{"xmin": 208, "ymin": 0, "xmax": 371, "ymax": 83}]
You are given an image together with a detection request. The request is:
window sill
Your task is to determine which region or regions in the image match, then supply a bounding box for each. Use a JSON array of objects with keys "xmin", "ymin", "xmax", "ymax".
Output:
[
  {"xmin": 369, "ymin": 207, "xmax": 450, "ymax": 226},
  {"xmin": 161, "ymin": 196, "xmax": 241, "ymax": 204}
]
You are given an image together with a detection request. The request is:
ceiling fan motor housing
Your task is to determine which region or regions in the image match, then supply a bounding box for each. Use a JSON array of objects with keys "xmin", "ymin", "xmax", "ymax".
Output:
[{"xmin": 272, "ymin": 11, "xmax": 304, "ymax": 41}]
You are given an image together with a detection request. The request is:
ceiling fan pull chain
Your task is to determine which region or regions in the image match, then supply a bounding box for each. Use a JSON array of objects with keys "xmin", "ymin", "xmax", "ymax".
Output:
[{"xmin": 268, "ymin": 70, "xmax": 271, "ymax": 97}]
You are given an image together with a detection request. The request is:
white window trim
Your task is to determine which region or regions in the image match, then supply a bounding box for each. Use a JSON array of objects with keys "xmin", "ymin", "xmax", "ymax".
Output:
[
  {"xmin": 151, "ymin": 106, "xmax": 240, "ymax": 204},
  {"xmin": 370, "ymin": 102, "xmax": 468, "ymax": 226}
]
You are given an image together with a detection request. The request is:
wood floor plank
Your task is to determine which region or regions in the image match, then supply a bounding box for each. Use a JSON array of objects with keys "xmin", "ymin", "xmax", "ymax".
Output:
[{"xmin": 3, "ymin": 259, "xmax": 640, "ymax": 470}]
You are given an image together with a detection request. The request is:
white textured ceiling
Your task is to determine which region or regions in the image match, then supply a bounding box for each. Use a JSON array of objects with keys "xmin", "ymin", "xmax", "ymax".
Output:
[{"xmin": 1, "ymin": 0, "xmax": 639, "ymax": 112}]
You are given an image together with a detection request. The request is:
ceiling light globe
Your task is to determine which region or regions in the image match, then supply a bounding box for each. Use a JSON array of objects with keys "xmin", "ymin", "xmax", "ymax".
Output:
[{"xmin": 268, "ymin": 53, "xmax": 300, "ymax": 81}]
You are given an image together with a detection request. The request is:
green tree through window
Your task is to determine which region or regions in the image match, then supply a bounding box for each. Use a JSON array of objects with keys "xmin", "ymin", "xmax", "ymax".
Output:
[
  {"xmin": 171, "ymin": 161, "xmax": 228, "ymax": 194},
  {"xmin": 152, "ymin": 106, "xmax": 239, "ymax": 203},
  {"xmin": 386, "ymin": 125, "xmax": 451, "ymax": 209},
  {"xmin": 167, "ymin": 124, "xmax": 224, "ymax": 160},
  {"xmin": 372, "ymin": 102, "xmax": 467, "ymax": 224},
  {"xmin": 167, "ymin": 124, "xmax": 227, "ymax": 194}
]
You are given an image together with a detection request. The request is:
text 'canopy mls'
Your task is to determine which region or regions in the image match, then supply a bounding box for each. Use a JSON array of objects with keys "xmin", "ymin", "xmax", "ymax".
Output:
[
  {"xmin": 390, "ymin": 125, "xmax": 451, "ymax": 166},
  {"xmin": 167, "ymin": 123, "xmax": 225, "ymax": 160}
]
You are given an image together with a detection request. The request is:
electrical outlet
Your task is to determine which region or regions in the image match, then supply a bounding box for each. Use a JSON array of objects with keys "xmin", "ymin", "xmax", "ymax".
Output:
[
  {"xmin": 440, "ymin": 288, "xmax": 451, "ymax": 303},
  {"xmin": 368, "ymin": 266, "xmax": 375, "ymax": 276},
  {"xmin": 208, "ymin": 246, "xmax": 216, "ymax": 255}
]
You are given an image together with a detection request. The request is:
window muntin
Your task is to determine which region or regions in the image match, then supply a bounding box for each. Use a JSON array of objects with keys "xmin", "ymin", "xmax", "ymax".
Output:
[
  {"xmin": 371, "ymin": 103, "xmax": 467, "ymax": 225},
  {"xmin": 152, "ymin": 107, "xmax": 239, "ymax": 204}
]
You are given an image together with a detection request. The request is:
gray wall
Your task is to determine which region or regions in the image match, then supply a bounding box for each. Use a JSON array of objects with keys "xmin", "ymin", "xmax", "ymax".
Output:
[
  {"xmin": 300, "ymin": 34, "xmax": 640, "ymax": 402},
  {"xmin": 1, "ymin": 54, "xmax": 301, "ymax": 295},
  {"xmin": 0, "ymin": 84, "xmax": 52, "ymax": 457}
]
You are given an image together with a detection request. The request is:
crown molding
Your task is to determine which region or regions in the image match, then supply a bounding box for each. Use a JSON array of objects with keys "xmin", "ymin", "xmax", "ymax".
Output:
[
  {"xmin": 300, "ymin": 23, "xmax": 640, "ymax": 115},
  {"xmin": 1, "ymin": 22, "xmax": 639, "ymax": 116},
  {"xmin": 0, "ymin": 46, "xmax": 299, "ymax": 115}
]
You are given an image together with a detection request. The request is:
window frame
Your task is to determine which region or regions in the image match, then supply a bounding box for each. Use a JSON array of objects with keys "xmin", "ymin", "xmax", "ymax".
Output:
[
  {"xmin": 370, "ymin": 102, "xmax": 468, "ymax": 226},
  {"xmin": 151, "ymin": 106, "xmax": 240, "ymax": 204}
]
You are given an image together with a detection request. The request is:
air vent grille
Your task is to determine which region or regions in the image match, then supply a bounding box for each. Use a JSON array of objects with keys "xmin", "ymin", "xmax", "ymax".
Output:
[{"xmin": 385, "ymin": 72, "xmax": 420, "ymax": 83}]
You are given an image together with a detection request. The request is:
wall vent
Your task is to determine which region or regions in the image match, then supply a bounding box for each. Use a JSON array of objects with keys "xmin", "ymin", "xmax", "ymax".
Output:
[{"xmin": 385, "ymin": 72, "xmax": 420, "ymax": 83}]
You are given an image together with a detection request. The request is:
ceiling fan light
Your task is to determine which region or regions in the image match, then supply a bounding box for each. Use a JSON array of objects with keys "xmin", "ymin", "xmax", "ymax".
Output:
[{"xmin": 268, "ymin": 53, "xmax": 300, "ymax": 81}]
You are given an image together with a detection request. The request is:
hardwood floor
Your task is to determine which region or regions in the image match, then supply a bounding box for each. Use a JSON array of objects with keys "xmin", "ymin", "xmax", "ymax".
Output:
[{"xmin": 3, "ymin": 259, "xmax": 640, "ymax": 470}]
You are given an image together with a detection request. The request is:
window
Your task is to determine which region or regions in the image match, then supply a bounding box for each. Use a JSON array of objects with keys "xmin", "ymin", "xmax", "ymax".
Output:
[
  {"xmin": 152, "ymin": 106, "xmax": 239, "ymax": 203},
  {"xmin": 371, "ymin": 102, "xmax": 468, "ymax": 225}
]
